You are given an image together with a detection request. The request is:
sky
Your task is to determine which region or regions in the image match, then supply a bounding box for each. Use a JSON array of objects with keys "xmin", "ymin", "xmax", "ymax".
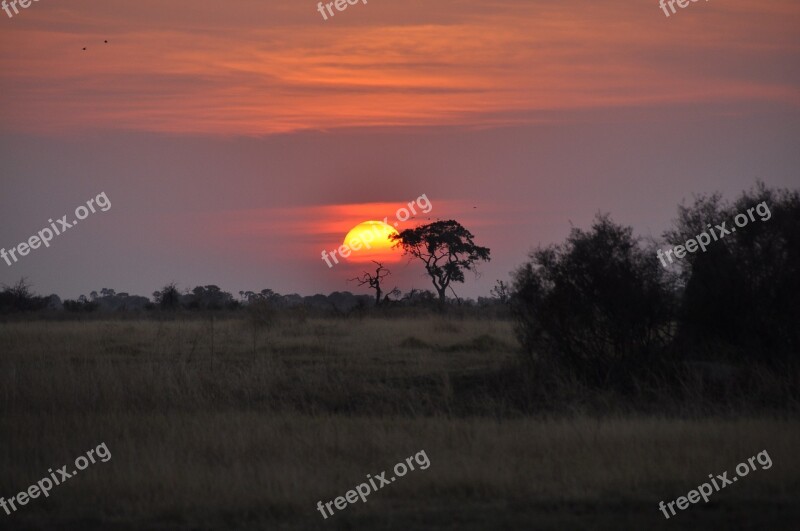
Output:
[{"xmin": 1, "ymin": 0, "xmax": 799, "ymax": 300}]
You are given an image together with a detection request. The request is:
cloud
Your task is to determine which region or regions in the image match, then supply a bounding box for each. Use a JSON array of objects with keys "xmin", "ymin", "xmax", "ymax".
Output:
[{"xmin": 0, "ymin": 0, "xmax": 798, "ymax": 135}]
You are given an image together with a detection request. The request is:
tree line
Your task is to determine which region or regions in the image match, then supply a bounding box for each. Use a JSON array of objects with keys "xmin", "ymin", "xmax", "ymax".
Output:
[
  {"xmin": 508, "ymin": 182, "xmax": 799, "ymax": 396},
  {"xmin": 3, "ymin": 181, "xmax": 797, "ymax": 382}
]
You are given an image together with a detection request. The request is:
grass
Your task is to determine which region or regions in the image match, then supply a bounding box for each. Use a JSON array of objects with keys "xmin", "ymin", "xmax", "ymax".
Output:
[{"xmin": 1, "ymin": 317, "xmax": 798, "ymax": 529}]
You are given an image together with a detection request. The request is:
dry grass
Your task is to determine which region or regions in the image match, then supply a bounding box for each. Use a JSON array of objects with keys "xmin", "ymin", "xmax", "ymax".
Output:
[{"xmin": 1, "ymin": 317, "xmax": 798, "ymax": 530}]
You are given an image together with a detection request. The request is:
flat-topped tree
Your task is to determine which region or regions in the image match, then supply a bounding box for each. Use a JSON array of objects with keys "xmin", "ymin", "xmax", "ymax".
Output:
[{"xmin": 391, "ymin": 220, "xmax": 490, "ymax": 304}]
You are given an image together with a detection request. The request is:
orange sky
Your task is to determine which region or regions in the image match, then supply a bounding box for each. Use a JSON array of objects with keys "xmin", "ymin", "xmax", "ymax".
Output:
[{"xmin": 1, "ymin": 0, "xmax": 798, "ymax": 135}]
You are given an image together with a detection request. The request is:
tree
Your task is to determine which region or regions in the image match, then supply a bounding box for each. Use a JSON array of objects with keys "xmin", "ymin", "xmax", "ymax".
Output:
[
  {"xmin": 382, "ymin": 287, "xmax": 401, "ymax": 304},
  {"xmin": 349, "ymin": 261, "xmax": 391, "ymax": 306},
  {"xmin": 6, "ymin": 277, "xmax": 33, "ymax": 301},
  {"xmin": 100, "ymin": 288, "xmax": 116, "ymax": 298},
  {"xmin": 63, "ymin": 297, "xmax": 98, "ymax": 313},
  {"xmin": 491, "ymin": 279, "xmax": 511, "ymax": 305},
  {"xmin": 401, "ymin": 288, "xmax": 437, "ymax": 308},
  {"xmin": 391, "ymin": 220, "xmax": 490, "ymax": 303},
  {"xmin": 186, "ymin": 285, "xmax": 235, "ymax": 310},
  {"xmin": 510, "ymin": 214, "xmax": 675, "ymax": 385},
  {"xmin": 152, "ymin": 283, "xmax": 181, "ymax": 310},
  {"xmin": 665, "ymin": 183, "xmax": 800, "ymax": 365},
  {"xmin": 0, "ymin": 278, "xmax": 49, "ymax": 313}
]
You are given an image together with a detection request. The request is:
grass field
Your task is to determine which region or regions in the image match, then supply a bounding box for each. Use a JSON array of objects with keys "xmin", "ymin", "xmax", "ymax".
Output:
[{"xmin": 1, "ymin": 317, "xmax": 798, "ymax": 529}]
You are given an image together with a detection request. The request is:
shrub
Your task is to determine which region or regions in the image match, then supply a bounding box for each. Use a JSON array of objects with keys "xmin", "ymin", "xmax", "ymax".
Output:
[
  {"xmin": 510, "ymin": 214, "xmax": 676, "ymax": 388},
  {"xmin": 665, "ymin": 183, "xmax": 800, "ymax": 366}
]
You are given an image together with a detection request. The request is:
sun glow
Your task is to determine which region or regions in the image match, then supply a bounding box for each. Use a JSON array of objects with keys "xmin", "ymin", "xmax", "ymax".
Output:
[{"xmin": 343, "ymin": 220, "xmax": 401, "ymax": 263}]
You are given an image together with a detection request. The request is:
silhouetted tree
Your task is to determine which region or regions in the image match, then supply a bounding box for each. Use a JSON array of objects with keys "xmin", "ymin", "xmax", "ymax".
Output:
[
  {"xmin": 391, "ymin": 220, "xmax": 490, "ymax": 303},
  {"xmin": 100, "ymin": 288, "xmax": 116, "ymax": 298},
  {"xmin": 63, "ymin": 296, "xmax": 98, "ymax": 313},
  {"xmin": 152, "ymin": 283, "xmax": 181, "ymax": 310},
  {"xmin": 0, "ymin": 278, "xmax": 50, "ymax": 313},
  {"xmin": 382, "ymin": 287, "xmax": 401, "ymax": 304},
  {"xmin": 511, "ymin": 214, "xmax": 675, "ymax": 386},
  {"xmin": 181, "ymin": 285, "xmax": 236, "ymax": 310},
  {"xmin": 401, "ymin": 288, "xmax": 438, "ymax": 308},
  {"xmin": 491, "ymin": 279, "xmax": 511, "ymax": 305},
  {"xmin": 349, "ymin": 261, "xmax": 391, "ymax": 305},
  {"xmin": 665, "ymin": 183, "xmax": 800, "ymax": 365}
]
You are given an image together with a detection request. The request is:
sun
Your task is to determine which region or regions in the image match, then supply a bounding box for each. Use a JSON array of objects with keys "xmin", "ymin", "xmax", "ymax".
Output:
[{"xmin": 343, "ymin": 220, "xmax": 401, "ymax": 263}]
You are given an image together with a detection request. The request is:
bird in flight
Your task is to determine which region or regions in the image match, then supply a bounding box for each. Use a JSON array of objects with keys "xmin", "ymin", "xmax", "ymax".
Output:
[{"xmin": 84, "ymin": 40, "xmax": 108, "ymax": 50}]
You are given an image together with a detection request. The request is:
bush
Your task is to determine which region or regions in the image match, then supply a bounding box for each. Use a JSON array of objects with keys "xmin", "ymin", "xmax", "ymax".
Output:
[
  {"xmin": 0, "ymin": 278, "xmax": 51, "ymax": 314},
  {"xmin": 665, "ymin": 183, "xmax": 800, "ymax": 366},
  {"xmin": 510, "ymin": 214, "xmax": 676, "ymax": 388}
]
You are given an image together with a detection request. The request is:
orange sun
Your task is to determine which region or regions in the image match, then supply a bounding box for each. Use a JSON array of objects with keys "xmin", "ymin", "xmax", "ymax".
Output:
[{"xmin": 343, "ymin": 220, "xmax": 401, "ymax": 263}]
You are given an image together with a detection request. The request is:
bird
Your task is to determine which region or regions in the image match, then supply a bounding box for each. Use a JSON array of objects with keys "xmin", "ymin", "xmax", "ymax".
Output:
[
  {"xmin": 104, "ymin": 40, "xmax": 108, "ymax": 43},
  {"xmin": 82, "ymin": 47, "xmax": 86, "ymax": 51}
]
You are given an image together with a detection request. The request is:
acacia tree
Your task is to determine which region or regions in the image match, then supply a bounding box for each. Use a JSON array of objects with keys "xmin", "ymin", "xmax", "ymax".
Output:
[
  {"xmin": 349, "ymin": 261, "xmax": 391, "ymax": 305},
  {"xmin": 391, "ymin": 220, "xmax": 490, "ymax": 303}
]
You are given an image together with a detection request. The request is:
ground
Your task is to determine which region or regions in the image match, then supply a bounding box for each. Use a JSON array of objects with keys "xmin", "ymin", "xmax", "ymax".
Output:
[{"xmin": 1, "ymin": 317, "xmax": 798, "ymax": 529}]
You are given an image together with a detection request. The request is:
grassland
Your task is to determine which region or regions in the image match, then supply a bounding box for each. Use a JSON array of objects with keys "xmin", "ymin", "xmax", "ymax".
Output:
[{"xmin": 1, "ymin": 317, "xmax": 798, "ymax": 529}]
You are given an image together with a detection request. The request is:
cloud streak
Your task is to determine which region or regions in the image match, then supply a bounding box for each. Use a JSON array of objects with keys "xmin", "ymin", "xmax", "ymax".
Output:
[{"xmin": 0, "ymin": 0, "xmax": 798, "ymax": 135}]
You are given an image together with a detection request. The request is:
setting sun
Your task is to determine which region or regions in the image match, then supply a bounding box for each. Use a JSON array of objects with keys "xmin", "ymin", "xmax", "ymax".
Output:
[{"xmin": 343, "ymin": 220, "xmax": 401, "ymax": 263}]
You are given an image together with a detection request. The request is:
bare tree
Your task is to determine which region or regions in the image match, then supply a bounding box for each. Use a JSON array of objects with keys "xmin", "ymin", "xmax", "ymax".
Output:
[
  {"xmin": 491, "ymin": 279, "xmax": 511, "ymax": 305},
  {"xmin": 349, "ymin": 261, "xmax": 391, "ymax": 306}
]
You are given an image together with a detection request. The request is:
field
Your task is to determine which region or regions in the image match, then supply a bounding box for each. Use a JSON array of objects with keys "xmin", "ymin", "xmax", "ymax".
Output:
[{"xmin": 2, "ymin": 317, "xmax": 799, "ymax": 530}]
